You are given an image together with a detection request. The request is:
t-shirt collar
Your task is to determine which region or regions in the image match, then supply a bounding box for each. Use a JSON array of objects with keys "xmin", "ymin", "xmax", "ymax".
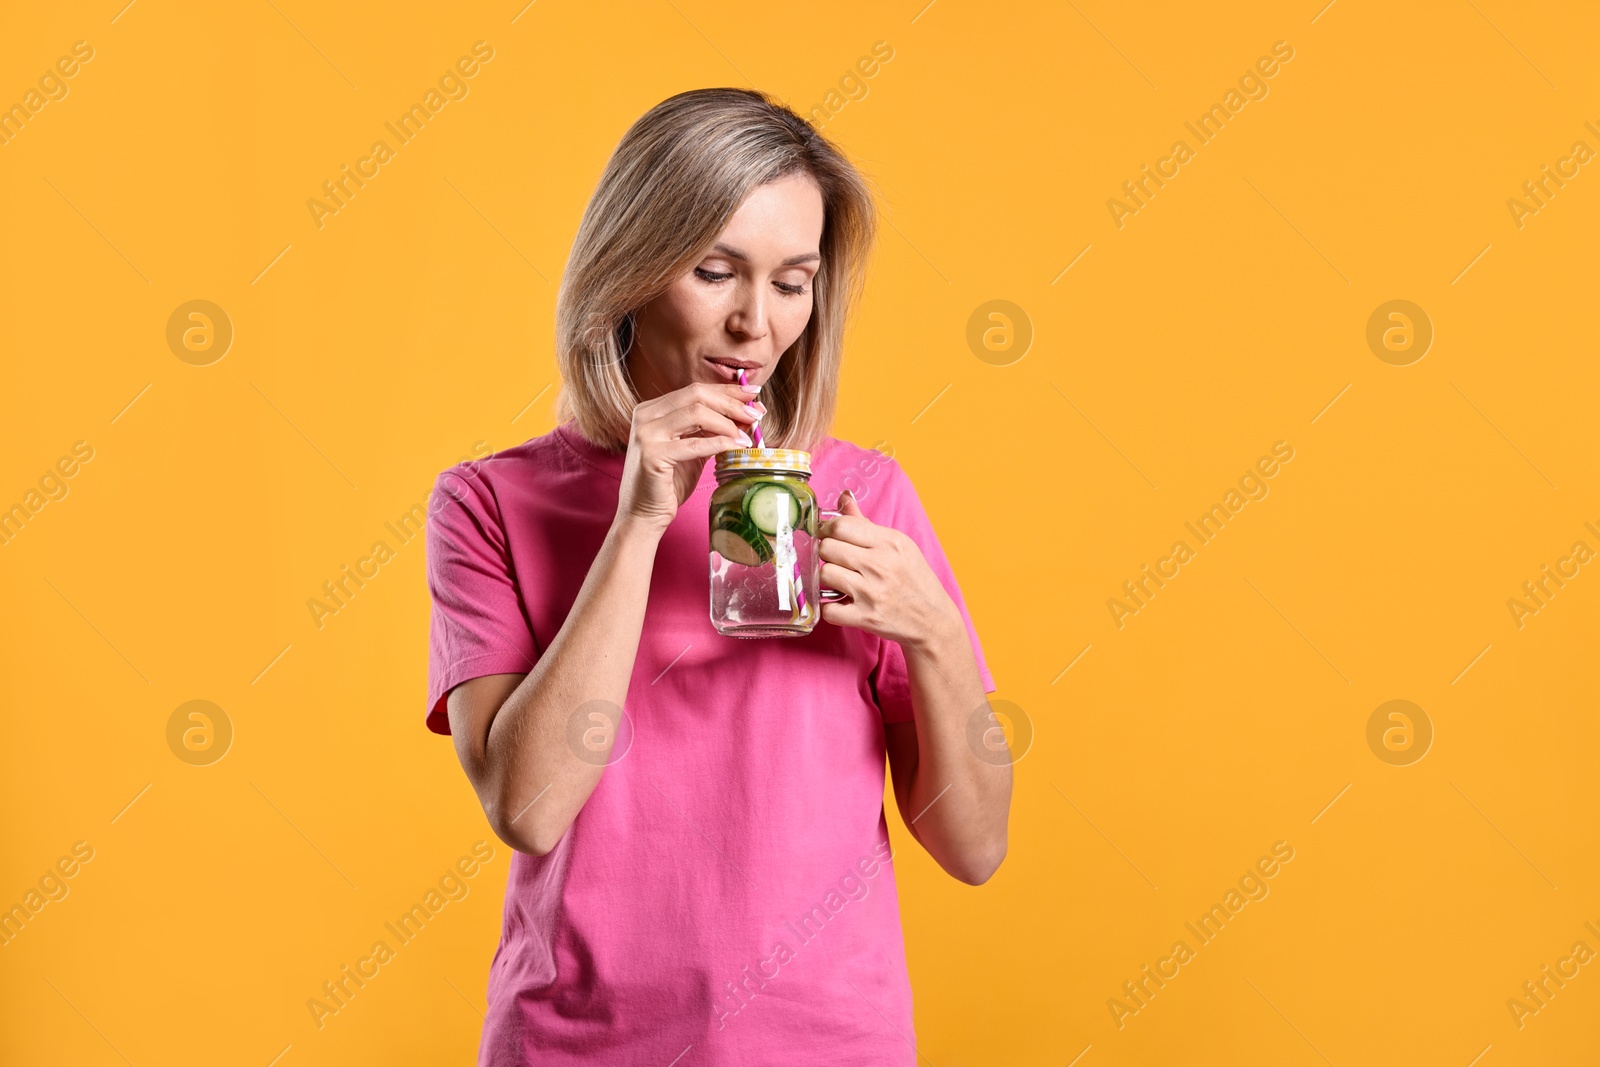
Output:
[{"xmin": 553, "ymin": 419, "xmax": 627, "ymax": 478}]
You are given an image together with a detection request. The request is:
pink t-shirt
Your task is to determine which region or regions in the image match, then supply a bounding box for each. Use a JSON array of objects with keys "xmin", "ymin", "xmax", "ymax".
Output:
[{"xmin": 424, "ymin": 419, "xmax": 996, "ymax": 1066}]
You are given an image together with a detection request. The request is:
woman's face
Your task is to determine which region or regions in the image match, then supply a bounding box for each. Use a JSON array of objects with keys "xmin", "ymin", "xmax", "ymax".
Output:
[{"xmin": 626, "ymin": 172, "xmax": 824, "ymax": 399}]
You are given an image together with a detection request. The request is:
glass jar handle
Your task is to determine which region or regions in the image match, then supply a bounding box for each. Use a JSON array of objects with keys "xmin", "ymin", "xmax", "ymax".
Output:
[{"xmin": 816, "ymin": 508, "xmax": 850, "ymax": 602}]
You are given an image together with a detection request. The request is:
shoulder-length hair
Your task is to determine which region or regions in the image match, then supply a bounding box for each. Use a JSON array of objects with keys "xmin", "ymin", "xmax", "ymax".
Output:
[{"xmin": 552, "ymin": 87, "xmax": 877, "ymax": 454}]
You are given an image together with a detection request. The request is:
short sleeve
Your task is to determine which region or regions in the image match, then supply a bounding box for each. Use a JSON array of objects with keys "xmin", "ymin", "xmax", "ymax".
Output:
[
  {"xmin": 423, "ymin": 463, "xmax": 540, "ymax": 735},
  {"xmin": 868, "ymin": 459, "xmax": 997, "ymax": 724}
]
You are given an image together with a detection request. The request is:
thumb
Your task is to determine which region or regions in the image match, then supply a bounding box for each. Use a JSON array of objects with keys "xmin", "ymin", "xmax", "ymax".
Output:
[{"xmin": 837, "ymin": 488, "xmax": 862, "ymax": 515}]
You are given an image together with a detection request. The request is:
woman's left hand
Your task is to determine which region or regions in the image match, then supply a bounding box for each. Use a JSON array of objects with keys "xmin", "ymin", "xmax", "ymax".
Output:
[{"xmin": 817, "ymin": 490, "xmax": 960, "ymax": 648}]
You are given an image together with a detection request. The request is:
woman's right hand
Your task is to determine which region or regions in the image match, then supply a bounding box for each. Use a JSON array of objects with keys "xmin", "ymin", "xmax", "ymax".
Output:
[{"xmin": 615, "ymin": 382, "xmax": 766, "ymax": 534}]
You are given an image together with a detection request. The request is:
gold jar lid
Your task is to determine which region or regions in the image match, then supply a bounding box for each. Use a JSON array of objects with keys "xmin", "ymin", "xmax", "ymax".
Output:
[{"xmin": 714, "ymin": 447, "xmax": 811, "ymax": 476}]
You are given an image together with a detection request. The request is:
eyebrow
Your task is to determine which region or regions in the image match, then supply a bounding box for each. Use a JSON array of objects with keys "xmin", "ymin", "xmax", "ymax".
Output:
[{"xmin": 710, "ymin": 242, "xmax": 820, "ymax": 267}]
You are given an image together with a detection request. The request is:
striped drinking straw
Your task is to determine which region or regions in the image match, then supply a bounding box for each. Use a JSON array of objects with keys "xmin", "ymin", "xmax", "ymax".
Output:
[
  {"xmin": 739, "ymin": 367, "xmax": 807, "ymax": 618},
  {"xmin": 737, "ymin": 368, "xmax": 764, "ymax": 447},
  {"xmin": 784, "ymin": 479, "xmax": 808, "ymax": 623}
]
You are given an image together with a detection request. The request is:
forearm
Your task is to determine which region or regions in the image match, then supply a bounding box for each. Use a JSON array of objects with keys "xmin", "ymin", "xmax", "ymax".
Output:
[
  {"xmin": 483, "ymin": 517, "xmax": 661, "ymax": 854},
  {"xmin": 900, "ymin": 612, "xmax": 1011, "ymax": 884}
]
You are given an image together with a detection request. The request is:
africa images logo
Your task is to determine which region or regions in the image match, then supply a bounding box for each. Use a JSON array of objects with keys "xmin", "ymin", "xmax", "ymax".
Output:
[
  {"xmin": 305, "ymin": 41, "xmax": 495, "ymax": 230},
  {"xmin": 711, "ymin": 842, "xmax": 895, "ymax": 1031},
  {"xmin": 1105, "ymin": 40, "xmax": 1296, "ymax": 229},
  {"xmin": 1107, "ymin": 840, "xmax": 1296, "ymax": 1029}
]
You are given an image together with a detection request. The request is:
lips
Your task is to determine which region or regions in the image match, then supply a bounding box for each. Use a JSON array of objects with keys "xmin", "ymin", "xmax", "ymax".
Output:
[{"xmin": 705, "ymin": 358, "xmax": 761, "ymax": 383}]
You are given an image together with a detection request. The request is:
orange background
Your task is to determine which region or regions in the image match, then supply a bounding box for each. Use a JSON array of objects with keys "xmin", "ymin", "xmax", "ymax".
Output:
[{"xmin": 3, "ymin": 1, "xmax": 1598, "ymax": 1064}]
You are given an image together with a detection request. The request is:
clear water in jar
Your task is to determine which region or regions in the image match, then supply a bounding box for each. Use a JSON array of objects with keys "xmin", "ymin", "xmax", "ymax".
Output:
[{"xmin": 709, "ymin": 475, "xmax": 820, "ymax": 637}]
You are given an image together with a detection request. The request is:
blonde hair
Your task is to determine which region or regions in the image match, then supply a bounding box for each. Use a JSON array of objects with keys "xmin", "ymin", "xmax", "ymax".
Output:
[{"xmin": 552, "ymin": 87, "xmax": 878, "ymax": 453}]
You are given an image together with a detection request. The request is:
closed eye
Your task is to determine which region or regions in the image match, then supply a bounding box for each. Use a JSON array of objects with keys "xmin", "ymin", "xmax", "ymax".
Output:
[{"xmin": 695, "ymin": 267, "xmax": 810, "ymax": 296}]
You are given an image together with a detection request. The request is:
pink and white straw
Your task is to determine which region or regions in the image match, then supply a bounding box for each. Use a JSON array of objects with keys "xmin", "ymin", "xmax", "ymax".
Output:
[
  {"xmin": 737, "ymin": 368, "xmax": 764, "ymax": 447},
  {"xmin": 737, "ymin": 368, "xmax": 808, "ymax": 617}
]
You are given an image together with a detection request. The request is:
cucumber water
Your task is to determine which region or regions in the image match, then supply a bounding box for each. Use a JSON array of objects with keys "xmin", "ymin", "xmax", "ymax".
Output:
[
  {"xmin": 744, "ymin": 483, "xmax": 800, "ymax": 536},
  {"xmin": 710, "ymin": 510, "xmax": 773, "ymax": 566}
]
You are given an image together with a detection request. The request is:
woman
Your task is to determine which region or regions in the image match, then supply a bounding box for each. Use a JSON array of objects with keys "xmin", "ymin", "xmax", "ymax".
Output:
[{"xmin": 424, "ymin": 87, "xmax": 1009, "ymax": 1065}]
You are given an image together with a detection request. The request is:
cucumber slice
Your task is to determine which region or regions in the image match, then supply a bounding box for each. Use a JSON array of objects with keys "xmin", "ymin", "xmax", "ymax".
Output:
[
  {"xmin": 746, "ymin": 484, "xmax": 800, "ymax": 535},
  {"xmin": 711, "ymin": 514, "xmax": 774, "ymax": 565},
  {"xmin": 735, "ymin": 479, "xmax": 786, "ymax": 516},
  {"xmin": 711, "ymin": 528, "xmax": 762, "ymax": 566},
  {"xmin": 711, "ymin": 481, "xmax": 747, "ymax": 509}
]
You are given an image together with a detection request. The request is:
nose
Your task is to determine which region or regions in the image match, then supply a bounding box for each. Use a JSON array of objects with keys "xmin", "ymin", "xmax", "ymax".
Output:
[{"xmin": 727, "ymin": 278, "xmax": 769, "ymax": 342}]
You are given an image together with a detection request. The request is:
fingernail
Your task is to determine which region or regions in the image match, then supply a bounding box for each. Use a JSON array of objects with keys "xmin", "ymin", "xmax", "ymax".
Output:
[
  {"xmin": 736, "ymin": 431, "xmax": 753, "ymax": 446},
  {"xmin": 741, "ymin": 383, "xmax": 761, "ymax": 393}
]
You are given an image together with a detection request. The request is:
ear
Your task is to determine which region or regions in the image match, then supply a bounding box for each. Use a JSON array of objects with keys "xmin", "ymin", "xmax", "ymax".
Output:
[{"xmin": 837, "ymin": 488, "xmax": 862, "ymax": 515}]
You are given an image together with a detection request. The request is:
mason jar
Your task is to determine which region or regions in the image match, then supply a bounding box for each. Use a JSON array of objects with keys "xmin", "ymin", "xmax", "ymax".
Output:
[{"xmin": 709, "ymin": 447, "xmax": 844, "ymax": 638}]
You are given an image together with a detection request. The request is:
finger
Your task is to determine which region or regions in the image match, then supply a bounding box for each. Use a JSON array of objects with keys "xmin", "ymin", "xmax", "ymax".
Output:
[
  {"xmin": 820, "ymin": 598, "xmax": 864, "ymax": 630},
  {"xmin": 662, "ymin": 432, "xmax": 749, "ymax": 463},
  {"xmin": 672, "ymin": 383, "xmax": 768, "ymax": 435},
  {"xmin": 646, "ymin": 399, "xmax": 746, "ymax": 444},
  {"xmin": 820, "ymin": 512, "xmax": 878, "ymax": 548},
  {"xmin": 636, "ymin": 381, "xmax": 762, "ymax": 424},
  {"xmin": 818, "ymin": 533, "xmax": 871, "ymax": 573},
  {"xmin": 820, "ymin": 560, "xmax": 860, "ymax": 599},
  {"xmin": 721, "ymin": 388, "xmax": 768, "ymax": 433}
]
